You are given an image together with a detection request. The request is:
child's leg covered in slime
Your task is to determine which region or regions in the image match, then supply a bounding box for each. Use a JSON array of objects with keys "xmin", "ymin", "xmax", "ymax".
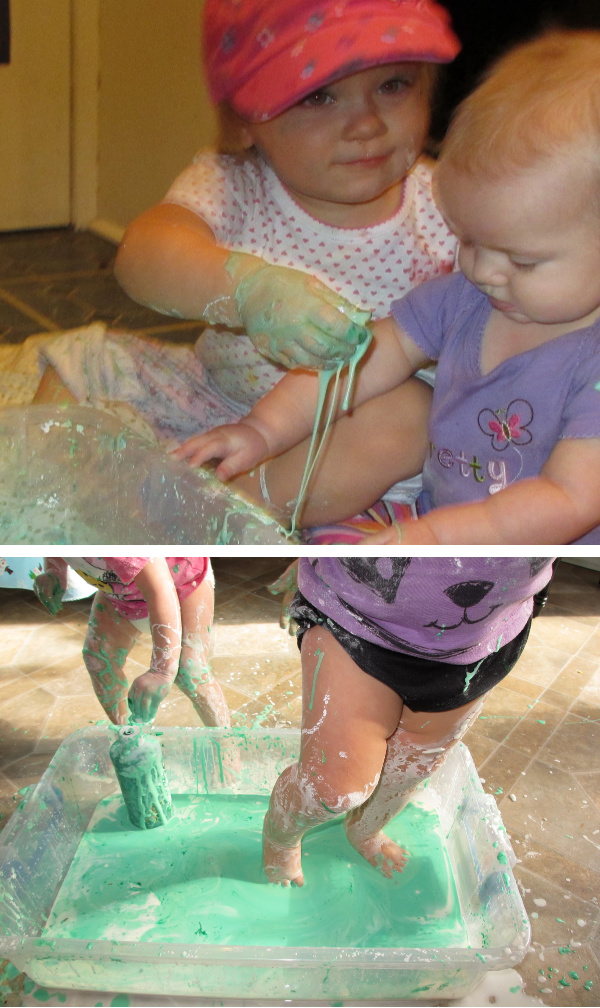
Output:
[
  {"xmin": 344, "ymin": 697, "xmax": 483, "ymax": 877},
  {"xmin": 176, "ymin": 569, "xmax": 230, "ymax": 727},
  {"xmin": 83, "ymin": 593, "xmax": 140, "ymax": 725},
  {"xmin": 262, "ymin": 625, "xmax": 483, "ymax": 885}
]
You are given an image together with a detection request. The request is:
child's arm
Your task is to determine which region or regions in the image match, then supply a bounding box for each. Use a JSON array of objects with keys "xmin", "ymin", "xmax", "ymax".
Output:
[
  {"xmin": 171, "ymin": 316, "xmax": 430, "ymax": 478},
  {"xmin": 364, "ymin": 438, "xmax": 600, "ymax": 545},
  {"xmin": 115, "ymin": 203, "xmax": 369, "ymax": 369},
  {"xmin": 127, "ymin": 558, "xmax": 183, "ymax": 724}
]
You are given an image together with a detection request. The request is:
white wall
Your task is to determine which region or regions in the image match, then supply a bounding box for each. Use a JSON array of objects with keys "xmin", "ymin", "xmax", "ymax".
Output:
[{"xmin": 93, "ymin": 0, "xmax": 216, "ymax": 236}]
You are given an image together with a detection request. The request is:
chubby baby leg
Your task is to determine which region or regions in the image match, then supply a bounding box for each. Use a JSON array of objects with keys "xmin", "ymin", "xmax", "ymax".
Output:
[
  {"xmin": 345, "ymin": 697, "xmax": 484, "ymax": 876},
  {"xmin": 263, "ymin": 625, "xmax": 403, "ymax": 886}
]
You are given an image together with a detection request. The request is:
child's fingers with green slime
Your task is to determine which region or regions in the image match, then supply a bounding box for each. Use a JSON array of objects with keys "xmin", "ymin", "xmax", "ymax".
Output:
[
  {"xmin": 128, "ymin": 671, "xmax": 172, "ymax": 724},
  {"xmin": 33, "ymin": 572, "xmax": 65, "ymax": 614},
  {"xmin": 227, "ymin": 253, "xmax": 371, "ymax": 369}
]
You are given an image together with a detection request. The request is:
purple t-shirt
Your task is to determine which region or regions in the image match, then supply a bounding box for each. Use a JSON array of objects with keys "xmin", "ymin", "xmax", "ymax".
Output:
[
  {"xmin": 298, "ymin": 557, "xmax": 555, "ymax": 663},
  {"xmin": 391, "ymin": 272, "xmax": 600, "ymax": 545}
]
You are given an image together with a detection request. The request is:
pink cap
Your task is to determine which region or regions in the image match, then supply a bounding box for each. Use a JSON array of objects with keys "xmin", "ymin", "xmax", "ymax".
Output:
[{"xmin": 203, "ymin": 0, "xmax": 460, "ymax": 122}]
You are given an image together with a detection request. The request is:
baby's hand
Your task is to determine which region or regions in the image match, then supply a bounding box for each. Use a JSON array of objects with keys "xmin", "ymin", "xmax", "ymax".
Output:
[
  {"xmin": 33, "ymin": 572, "xmax": 66, "ymax": 614},
  {"xmin": 360, "ymin": 519, "xmax": 439, "ymax": 545},
  {"xmin": 171, "ymin": 422, "xmax": 270, "ymax": 481},
  {"xmin": 227, "ymin": 253, "xmax": 371, "ymax": 370},
  {"xmin": 360, "ymin": 523, "xmax": 403, "ymax": 546},
  {"xmin": 128, "ymin": 670, "xmax": 173, "ymax": 724}
]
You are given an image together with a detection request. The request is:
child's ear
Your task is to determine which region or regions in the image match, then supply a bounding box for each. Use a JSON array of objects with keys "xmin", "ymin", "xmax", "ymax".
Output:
[
  {"xmin": 217, "ymin": 102, "xmax": 255, "ymax": 155},
  {"xmin": 238, "ymin": 122, "xmax": 255, "ymax": 150}
]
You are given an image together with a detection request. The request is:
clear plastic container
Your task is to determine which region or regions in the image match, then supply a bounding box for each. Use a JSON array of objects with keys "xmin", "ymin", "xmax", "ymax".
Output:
[
  {"xmin": 0, "ymin": 405, "xmax": 295, "ymax": 545},
  {"xmin": 0, "ymin": 727, "xmax": 530, "ymax": 1001}
]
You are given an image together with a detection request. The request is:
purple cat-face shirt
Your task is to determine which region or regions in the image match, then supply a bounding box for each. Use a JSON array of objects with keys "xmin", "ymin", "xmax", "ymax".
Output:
[{"xmin": 298, "ymin": 557, "xmax": 555, "ymax": 663}]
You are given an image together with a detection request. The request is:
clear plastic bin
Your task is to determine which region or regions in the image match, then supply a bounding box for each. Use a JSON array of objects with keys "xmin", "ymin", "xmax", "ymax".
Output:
[
  {"xmin": 0, "ymin": 405, "xmax": 295, "ymax": 545},
  {"xmin": 0, "ymin": 727, "xmax": 530, "ymax": 1002}
]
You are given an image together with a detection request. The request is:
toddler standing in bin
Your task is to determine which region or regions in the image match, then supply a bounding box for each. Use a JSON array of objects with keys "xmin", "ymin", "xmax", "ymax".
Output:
[
  {"xmin": 34, "ymin": 557, "xmax": 230, "ymax": 727},
  {"xmin": 263, "ymin": 556, "xmax": 555, "ymax": 885}
]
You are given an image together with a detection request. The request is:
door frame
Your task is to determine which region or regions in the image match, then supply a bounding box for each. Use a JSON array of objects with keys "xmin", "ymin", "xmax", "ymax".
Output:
[{"xmin": 71, "ymin": 0, "xmax": 100, "ymax": 230}]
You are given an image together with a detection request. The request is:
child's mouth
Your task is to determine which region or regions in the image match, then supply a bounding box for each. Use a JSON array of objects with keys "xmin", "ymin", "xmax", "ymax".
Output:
[
  {"xmin": 342, "ymin": 154, "xmax": 390, "ymax": 168},
  {"xmin": 487, "ymin": 295, "xmax": 516, "ymax": 313}
]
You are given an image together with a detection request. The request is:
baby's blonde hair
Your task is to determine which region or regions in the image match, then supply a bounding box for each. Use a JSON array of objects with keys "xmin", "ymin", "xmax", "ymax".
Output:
[{"xmin": 439, "ymin": 30, "xmax": 600, "ymax": 179}]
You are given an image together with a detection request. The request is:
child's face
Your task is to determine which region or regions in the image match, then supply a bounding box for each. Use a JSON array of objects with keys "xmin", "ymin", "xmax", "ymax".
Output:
[
  {"xmin": 435, "ymin": 156, "xmax": 600, "ymax": 333},
  {"xmin": 239, "ymin": 63, "xmax": 430, "ymax": 227}
]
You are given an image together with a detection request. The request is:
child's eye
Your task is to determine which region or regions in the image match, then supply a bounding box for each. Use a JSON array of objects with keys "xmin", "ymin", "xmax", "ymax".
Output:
[
  {"xmin": 379, "ymin": 76, "xmax": 412, "ymax": 95},
  {"xmin": 511, "ymin": 260, "xmax": 538, "ymax": 270},
  {"xmin": 301, "ymin": 89, "xmax": 333, "ymax": 107}
]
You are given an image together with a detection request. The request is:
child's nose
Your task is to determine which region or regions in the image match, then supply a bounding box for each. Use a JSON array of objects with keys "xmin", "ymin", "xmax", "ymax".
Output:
[
  {"xmin": 469, "ymin": 248, "xmax": 508, "ymax": 287},
  {"xmin": 343, "ymin": 99, "xmax": 386, "ymax": 141}
]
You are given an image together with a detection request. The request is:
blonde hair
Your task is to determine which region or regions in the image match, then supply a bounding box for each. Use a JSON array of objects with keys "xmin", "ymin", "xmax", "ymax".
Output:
[
  {"xmin": 216, "ymin": 103, "xmax": 249, "ymax": 156},
  {"xmin": 439, "ymin": 30, "xmax": 600, "ymax": 178}
]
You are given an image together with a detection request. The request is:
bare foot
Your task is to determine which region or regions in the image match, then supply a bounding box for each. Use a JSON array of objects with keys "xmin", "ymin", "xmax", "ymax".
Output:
[
  {"xmin": 346, "ymin": 828, "xmax": 408, "ymax": 879},
  {"xmin": 263, "ymin": 815, "xmax": 304, "ymax": 887}
]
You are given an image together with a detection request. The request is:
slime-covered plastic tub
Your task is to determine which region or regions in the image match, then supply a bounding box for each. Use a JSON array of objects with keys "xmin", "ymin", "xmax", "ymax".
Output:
[
  {"xmin": 0, "ymin": 727, "xmax": 529, "ymax": 1002},
  {"xmin": 0, "ymin": 405, "xmax": 296, "ymax": 544}
]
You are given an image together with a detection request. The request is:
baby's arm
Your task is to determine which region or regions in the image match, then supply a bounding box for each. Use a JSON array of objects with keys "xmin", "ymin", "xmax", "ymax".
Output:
[
  {"xmin": 366, "ymin": 437, "xmax": 600, "ymax": 545},
  {"xmin": 115, "ymin": 203, "xmax": 369, "ymax": 369},
  {"xmin": 172, "ymin": 317, "xmax": 429, "ymax": 478},
  {"xmin": 127, "ymin": 558, "xmax": 183, "ymax": 723}
]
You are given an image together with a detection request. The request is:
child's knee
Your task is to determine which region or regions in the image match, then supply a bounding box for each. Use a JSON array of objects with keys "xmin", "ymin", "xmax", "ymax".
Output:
[{"xmin": 277, "ymin": 762, "xmax": 380, "ymax": 824}]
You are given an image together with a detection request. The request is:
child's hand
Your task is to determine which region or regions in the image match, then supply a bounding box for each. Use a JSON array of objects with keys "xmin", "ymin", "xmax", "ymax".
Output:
[
  {"xmin": 360, "ymin": 520, "xmax": 439, "ymax": 545},
  {"xmin": 171, "ymin": 422, "xmax": 270, "ymax": 480},
  {"xmin": 268, "ymin": 560, "xmax": 299, "ymax": 634},
  {"xmin": 33, "ymin": 572, "xmax": 66, "ymax": 614},
  {"xmin": 128, "ymin": 670, "xmax": 173, "ymax": 724},
  {"xmin": 227, "ymin": 253, "xmax": 371, "ymax": 370}
]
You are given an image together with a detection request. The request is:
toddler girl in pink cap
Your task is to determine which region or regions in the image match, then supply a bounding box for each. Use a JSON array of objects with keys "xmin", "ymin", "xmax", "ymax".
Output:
[{"xmin": 36, "ymin": 0, "xmax": 460, "ymax": 540}]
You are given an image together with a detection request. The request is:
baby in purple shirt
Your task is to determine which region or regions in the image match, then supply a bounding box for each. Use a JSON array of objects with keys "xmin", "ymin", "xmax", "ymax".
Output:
[
  {"xmin": 176, "ymin": 30, "xmax": 600, "ymax": 546},
  {"xmin": 262, "ymin": 556, "xmax": 555, "ymax": 886}
]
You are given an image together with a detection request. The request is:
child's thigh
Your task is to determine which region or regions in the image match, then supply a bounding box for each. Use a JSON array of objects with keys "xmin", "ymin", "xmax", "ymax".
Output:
[
  {"xmin": 86, "ymin": 593, "xmax": 138, "ymax": 654},
  {"xmin": 299, "ymin": 625, "xmax": 404, "ymax": 791},
  {"xmin": 397, "ymin": 695, "xmax": 485, "ymax": 743}
]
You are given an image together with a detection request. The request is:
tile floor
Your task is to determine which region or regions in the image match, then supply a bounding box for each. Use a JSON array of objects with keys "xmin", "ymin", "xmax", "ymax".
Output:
[
  {"xmin": 0, "ymin": 227, "xmax": 203, "ymax": 346},
  {"xmin": 0, "ymin": 557, "xmax": 599, "ymax": 1006}
]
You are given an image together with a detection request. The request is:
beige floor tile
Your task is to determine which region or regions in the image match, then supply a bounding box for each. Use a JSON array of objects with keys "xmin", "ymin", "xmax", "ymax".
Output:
[
  {"xmin": 519, "ymin": 940, "xmax": 600, "ymax": 1006},
  {"xmin": 210, "ymin": 652, "xmax": 302, "ymax": 699},
  {"xmin": 478, "ymin": 742, "xmax": 532, "ymax": 796},
  {"xmin": 537, "ymin": 711, "xmax": 600, "ymax": 773},
  {"xmin": 0, "ymin": 684, "xmax": 57, "ymax": 767},
  {"xmin": 502, "ymin": 700, "xmax": 568, "ymax": 756},
  {"xmin": 460, "ymin": 727, "xmax": 498, "ymax": 767},
  {"xmin": 551, "ymin": 653, "xmax": 600, "ymax": 697},
  {"xmin": 498, "ymin": 759, "xmax": 600, "ymax": 872},
  {"xmin": 576, "ymin": 772, "xmax": 600, "ymax": 814},
  {"xmin": 474, "ymin": 682, "xmax": 540, "ymax": 743},
  {"xmin": 529, "ymin": 611, "xmax": 596, "ymax": 654},
  {"xmin": 511, "ymin": 642, "xmax": 574, "ymax": 687},
  {"xmin": 0, "ymin": 668, "xmax": 32, "ymax": 704}
]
